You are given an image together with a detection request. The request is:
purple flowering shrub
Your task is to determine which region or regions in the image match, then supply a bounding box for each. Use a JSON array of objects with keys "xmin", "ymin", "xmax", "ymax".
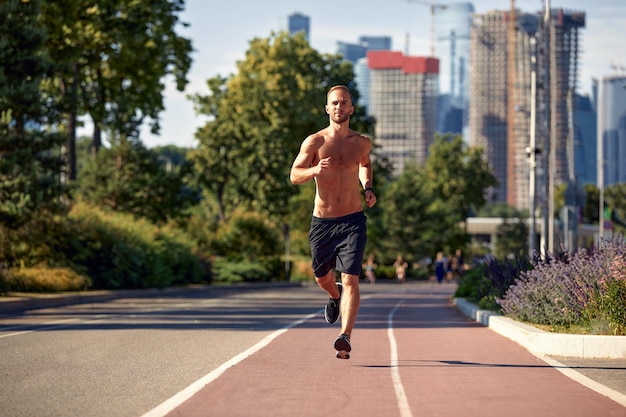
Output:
[
  {"xmin": 455, "ymin": 256, "xmax": 531, "ymax": 311},
  {"xmin": 497, "ymin": 235, "xmax": 626, "ymax": 334},
  {"xmin": 596, "ymin": 250, "xmax": 626, "ymax": 334}
]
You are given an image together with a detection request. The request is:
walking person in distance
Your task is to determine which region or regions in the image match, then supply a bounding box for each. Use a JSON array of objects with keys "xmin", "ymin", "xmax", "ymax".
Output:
[{"xmin": 289, "ymin": 85, "xmax": 377, "ymax": 359}]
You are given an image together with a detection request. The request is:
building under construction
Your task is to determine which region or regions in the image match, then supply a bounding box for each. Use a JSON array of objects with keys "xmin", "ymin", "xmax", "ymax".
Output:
[
  {"xmin": 468, "ymin": 7, "xmax": 585, "ymax": 210},
  {"xmin": 368, "ymin": 51, "xmax": 439, "ymax": 176}
]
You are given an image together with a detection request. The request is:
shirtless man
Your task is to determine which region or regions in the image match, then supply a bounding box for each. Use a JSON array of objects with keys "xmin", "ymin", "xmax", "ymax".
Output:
[{"xmin": 290, "ymin": 85, "xmax": 377, "ymax": 359}]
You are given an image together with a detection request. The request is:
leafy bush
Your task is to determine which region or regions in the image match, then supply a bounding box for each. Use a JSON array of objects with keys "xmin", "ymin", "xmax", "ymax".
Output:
[
  {"xmin": 212, "ymin": 257, "xmax": 286, "ymax": 283},
  {"xmin": 454, "ymin": 266, "xmax": 490, "ymax": 300},
  {"xmin": 0, "ymin": 267, "xmax": 9, "ymax": 295},
  {"xmin": 210, "ymin": 209, "xmax": 282, "ymax": 261},
  {"xmin": 376, "ymin": 264, "xmax": 397, "ymax": 280},
  {"xmin": 455, "ymin": 256, "xmax": 531, "ymax": 311},
  {"xmin": 4, "ymin": 266, "xmax": 92, "ymax": 292},
  {"xmin": 0, "ymin": 202, "xmax": 211, "ymax": 291},
  {"xmin": 598, "ymin": 277, "xmax": 626, "ymax": 335},
  {"xmin": 409, "ymin": 267, "xmax": 430, "ymax": 281},
  {"xmin": 290, "ymin": 256, "xmax": 315, "ymax": 282},
  {"xmin": 0, "ymin": 210, "xmax": 74, "ymax": 268},
  {"xmin": 587, "ymin": 246, "xmax": 626, "ymax": 334},
  {"xmin": 67, "ymin": 203, "xmax": 209, "ymax": 289},
  {"xmin": 498, "ymin": 236, "xmax": 626, "ymax": 334}
]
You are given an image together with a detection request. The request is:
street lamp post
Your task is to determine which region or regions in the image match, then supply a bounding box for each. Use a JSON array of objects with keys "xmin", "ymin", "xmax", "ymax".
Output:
[{"xmin": 528, "ymin": 35, "xmax": 538, "ymax": 257}]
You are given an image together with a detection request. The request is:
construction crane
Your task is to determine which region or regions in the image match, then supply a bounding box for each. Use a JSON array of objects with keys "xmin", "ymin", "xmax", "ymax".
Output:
[{"xmin": 396, "ymin": 0, "xmax": 447, "ymax": 57}]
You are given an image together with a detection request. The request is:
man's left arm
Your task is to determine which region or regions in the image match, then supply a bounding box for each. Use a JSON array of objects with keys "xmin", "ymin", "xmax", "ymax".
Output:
[{"xmin": 359, "ymin": 152, "xmax": 376, "ymax": 208}]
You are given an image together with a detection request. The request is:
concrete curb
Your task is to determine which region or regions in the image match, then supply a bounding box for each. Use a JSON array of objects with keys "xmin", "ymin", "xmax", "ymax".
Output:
[{"xmin": 453, "ymin": 298, "xmax": 626, "ymax": 359}]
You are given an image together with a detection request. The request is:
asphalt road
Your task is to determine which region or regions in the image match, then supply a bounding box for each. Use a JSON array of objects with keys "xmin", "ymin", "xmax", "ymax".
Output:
[
  {"xmin": 0, "ymin": 285, "xmax": 322, "ymax": 417},
  {"xmin": 1, "ymin": 282, "xmax": 625, "ymax": 417}
]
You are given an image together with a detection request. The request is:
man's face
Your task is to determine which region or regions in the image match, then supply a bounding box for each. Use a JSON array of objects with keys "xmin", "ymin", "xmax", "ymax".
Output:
[{"xmin": 326, "ymin": 89, "xmax": 354, "ymax": 124}]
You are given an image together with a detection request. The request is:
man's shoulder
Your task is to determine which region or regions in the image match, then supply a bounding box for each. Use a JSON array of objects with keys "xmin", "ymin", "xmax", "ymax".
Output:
[
  {"xmin": 349, "ymin": 129, "xmax": 372, "ymax": 150},
  {"xmin": 349, "ymin": 129, "xmax": 371, "ymax": 142},
  {"xmin": 302, "ymin": 129, "xmax": 327, "ymax": 148}
]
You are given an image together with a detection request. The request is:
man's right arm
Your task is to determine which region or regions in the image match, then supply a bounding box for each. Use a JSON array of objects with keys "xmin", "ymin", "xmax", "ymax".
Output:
[{"xmin": 290, "ymin": 137, "xmax": 328, "ymax": 184}]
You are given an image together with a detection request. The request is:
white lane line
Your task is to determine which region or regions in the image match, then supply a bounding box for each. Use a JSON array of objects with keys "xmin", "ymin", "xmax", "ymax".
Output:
[
  {"xmin": 388, "ymin": 300, "xmax": 414, "ymax": 417},
  {"xmin": 140, "ymin": 312, "xmax": 319, "ymax": 417},
  {"xmin": 0, "ymin": 318, "xmax": 82, "ymax": 339},
  {"xmin": 535, "ymin": 354, "xmax": 626, "ymax": 407}
]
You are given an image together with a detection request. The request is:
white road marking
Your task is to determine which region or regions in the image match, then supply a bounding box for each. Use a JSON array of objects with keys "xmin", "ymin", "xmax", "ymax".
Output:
[
  {"xmin": 388, "ymin": 300, "xmax": 414, "ymax": 417},
  {"xmin": 142, "ymin": 293, "xmax": 413, "ymax": 417},
  {"xmin": 535, "ymin": 354, "xmax": 626, "ymax": 407},
  {"xmin": 140, "ymin": 312, "xmax": 319, "ymax": 417},
  {"xmin": 0, "ymin": 318, "xmax": 81, "ymax": 339}
]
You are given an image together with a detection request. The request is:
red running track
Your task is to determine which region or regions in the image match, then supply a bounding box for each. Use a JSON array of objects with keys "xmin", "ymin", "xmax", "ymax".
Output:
[{"xmin": 146, "ymin": 284, "xmax": 626, "ymax": 417}]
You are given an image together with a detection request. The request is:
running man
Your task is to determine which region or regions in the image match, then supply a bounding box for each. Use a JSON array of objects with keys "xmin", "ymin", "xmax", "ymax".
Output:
[{"xmin": 290, "ymin": 85, "xmax": 377, "ymax": 359}]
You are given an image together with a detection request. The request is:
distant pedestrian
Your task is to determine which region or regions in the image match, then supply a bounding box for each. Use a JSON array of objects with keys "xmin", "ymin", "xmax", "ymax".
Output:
[
  {"xmin": 435, "ymin": 252, "xmax": 446, "ymax": 283},
  {"xmin": 394, "ymin": 255, "xmax": 408, "ymax": 283},
  {"xmin": 363, "ymin": 255, "xmax": 377, "ymax": 284},
  {"xmin": 454, "ymin": 248, "xmax": 464, "ymax": 278}
]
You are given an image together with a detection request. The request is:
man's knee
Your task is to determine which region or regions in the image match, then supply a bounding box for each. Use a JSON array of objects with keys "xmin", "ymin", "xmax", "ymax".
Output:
[
  {"xmin": 341, "ymin": 273, "xmax": 360, "ymax": 290},
  {"xmin": 315, "ymin": 271, "xmax": 335, "ymax": 285}
]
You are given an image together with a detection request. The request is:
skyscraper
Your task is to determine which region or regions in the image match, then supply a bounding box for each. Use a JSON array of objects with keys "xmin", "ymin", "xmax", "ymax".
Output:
[
  {"xmin": 336, "ymin": 36, "xmax": 392, "ymax": 64},
  {"xmin": 597, "ymin": 75, "xmax": 626, "ymax": 186},
  {"xmin": 287, "ymin": 12, "xmax": 310, "ymax": 41},
  {"xmin": 338, "ymin": 36, "xmax": 392, "ymax": 114},
  {"xmin": 354, "ymin": 57, "xmax": 371, "ymax": 112},
  {"xmin": 469, "ymin": 10, "xmax": 517, "ymax": 204},
  {"xmin": 367, "ymin": 51, "xmax": 439, "ymax": 176},
  {"xmin": 469, "ymin": 8, "xmax": 585, "ymax": 210},
  {"xmin": 434, "ymin": 2, "xmax": 474, "ymax": 138},
  {"xmin": 573, "ymin": 94, "xmax": 597, "ymax": 186}
]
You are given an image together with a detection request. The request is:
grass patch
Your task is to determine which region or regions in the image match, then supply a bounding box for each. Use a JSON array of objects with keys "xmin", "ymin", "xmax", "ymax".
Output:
[{"xmin": 530, "ymin": 323, "xmax": 595, "ymax": 335}]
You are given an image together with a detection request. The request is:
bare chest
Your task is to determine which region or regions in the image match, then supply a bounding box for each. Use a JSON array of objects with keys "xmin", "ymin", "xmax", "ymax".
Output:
[{"xmin": 318, "ymin": 139, "xmax": 362, "ymax": 168}]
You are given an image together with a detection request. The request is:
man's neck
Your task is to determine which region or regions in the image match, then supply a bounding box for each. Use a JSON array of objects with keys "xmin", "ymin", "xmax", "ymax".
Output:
[{"xmin": 328, "ymin": 119, "xmax": 350, "ymax": 137}]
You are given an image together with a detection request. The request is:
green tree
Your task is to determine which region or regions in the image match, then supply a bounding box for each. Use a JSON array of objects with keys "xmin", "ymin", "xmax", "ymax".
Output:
[
  {"xmin": 476, "ymin": 202, "xmax": 529, "ymax": 259},
  {"xmin": 605, "ymin": 183, "xmax": 626, "ymax": 232},
  {"xmin": 494, "ymin": 217, "xmax": 529, "ymax": 259},
  {"xmin": 78, "ymin": 139, "xmax": 197, "ymax": 224},
  {"xmin": 40, "ymin": 0, "xmax": 193, "ymax": 178},
  {"xmin": 554, "ymin": 182, "xmax": 568, "ymax": 217},
  {"xmin": 477, "ymin": 202, "xmax": 528, "ymax": 218},
  {"xmin": 422, "ymin": 134, "xmax": 498, "ymax": 223},
  {"xmin": 581, "ymin": 183, "xmax": 626, "ymax": 232},
  {"xmin": 380, "ymin": 165, "xmax": 465, "ymax": 261},
  {"xmin": 582, "ymin": 183, "xmax": 599, "ymax": 224},
  {"xmin": 190, "ymin": 31, "xmax": 373, "ymax": 225},
  {"xmin": 380, "ymin": 166, "xmax": 432, "ymax": 260},
  {"xmin": 379, "ymin": 135, "xmax": 496, "ymax": 261},
  {"xmin": 0, "ymin": 0, "xmax": 66, "ymax": 228}
]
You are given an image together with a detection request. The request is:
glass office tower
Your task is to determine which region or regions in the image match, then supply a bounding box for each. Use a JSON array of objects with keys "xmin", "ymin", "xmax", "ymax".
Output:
[
  {"xmin": 597, "ymin": 76, "xmax": 626, "ymax": 186},
  {"xmin": 434, "ymin": 2, "xmax": 474, "ymax": 138},
  {"xmin": 288, "ymin": 12, "xmax": 309, "ymax": 41}
]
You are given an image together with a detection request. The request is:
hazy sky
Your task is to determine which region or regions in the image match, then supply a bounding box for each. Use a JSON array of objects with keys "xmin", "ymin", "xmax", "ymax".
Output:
[{"xmin": 136, "ymin": 0, "xmax": 626, "ymax": 148}]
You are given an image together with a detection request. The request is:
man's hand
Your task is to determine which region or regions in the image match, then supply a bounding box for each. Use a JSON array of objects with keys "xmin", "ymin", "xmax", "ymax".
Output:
[
  {"xmin": 314, "ymin": 156, "xmax": 331, "ymax": 176},
  {"xmin": 365, "ymin": 189, "xmax": 377, "ymax": 208}
]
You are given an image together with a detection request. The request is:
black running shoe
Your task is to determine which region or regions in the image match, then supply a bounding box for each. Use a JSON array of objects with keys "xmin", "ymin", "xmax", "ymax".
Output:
[
  {"xmin": 334, "ymin": 333, "xmax": 351, "ymax": 359},
  {"xmin": 324, "ymin": 282, "xmax": 343, "ymax": 324}
]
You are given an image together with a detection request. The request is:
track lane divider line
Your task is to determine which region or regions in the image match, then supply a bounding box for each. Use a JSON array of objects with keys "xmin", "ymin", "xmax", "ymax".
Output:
[{"xmin": 388, "ymin": 300, "xmax": 414, "ymax": 417}]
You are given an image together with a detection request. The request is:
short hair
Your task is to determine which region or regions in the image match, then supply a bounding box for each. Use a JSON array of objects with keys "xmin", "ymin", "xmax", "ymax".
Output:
[{"xmin": 327, "ymin": 85, "xmax": 353, "ymax": 102}]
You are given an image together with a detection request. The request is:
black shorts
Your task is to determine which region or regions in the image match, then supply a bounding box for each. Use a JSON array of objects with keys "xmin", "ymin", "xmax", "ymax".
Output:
[{"xmin": 309, "ymin": 211, "xmax": 367, "ymax": 278}]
